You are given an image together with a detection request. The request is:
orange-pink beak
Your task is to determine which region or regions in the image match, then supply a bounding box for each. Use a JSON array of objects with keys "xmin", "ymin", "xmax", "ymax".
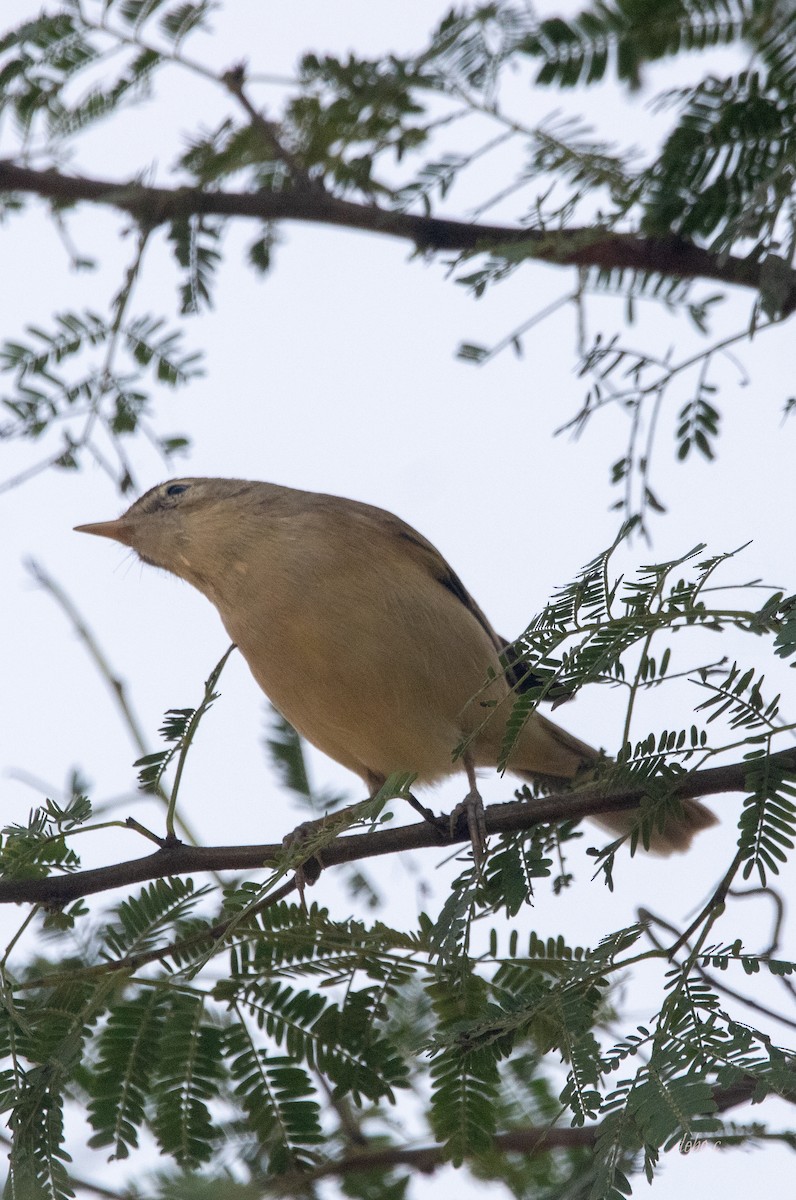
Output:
[{"xmin": 74, "ymin": 517, "xmax": 135, "ymax": 546}]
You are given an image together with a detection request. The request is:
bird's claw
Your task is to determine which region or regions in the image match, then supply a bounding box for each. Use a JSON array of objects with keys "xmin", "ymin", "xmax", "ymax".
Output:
[
  {"xmin": 282, "ymin": 819, "xmax": 325, "ymax": 910},
  {"xmin": 449, "ymin": 786, "xmax": 487, "ymax": 866}
]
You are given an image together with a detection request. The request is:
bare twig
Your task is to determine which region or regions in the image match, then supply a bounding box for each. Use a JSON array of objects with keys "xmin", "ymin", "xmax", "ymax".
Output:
[
  {"xmin": 640, "ymin": 907, "xmax": 796, "ymax": 1034},
  {"xmin": 222, "ymin": 62, "xmax": 315, "ymax": 189},
  {"xmin": 26, "ymin": 559, "xmax": 150, "ymax": 758},
  {"xmin": 24, "ymin": 557, "xmax": 206, "ymax": 849}
]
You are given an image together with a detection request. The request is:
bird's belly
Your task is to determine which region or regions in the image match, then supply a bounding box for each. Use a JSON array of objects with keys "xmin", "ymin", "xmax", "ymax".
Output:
[{"xmin": 221, "ymin": 596, "xmax": 501, "ymax": 786}]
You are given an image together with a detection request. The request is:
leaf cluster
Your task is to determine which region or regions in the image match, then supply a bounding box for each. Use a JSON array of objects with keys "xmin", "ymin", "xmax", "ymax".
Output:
[
  {"xmin": 0, "ymin": 794, "xmax": 91, "ymax": 883},
  {"xmin": 2, "ymin": 2, "xmax": 794, "ymax": 504},
  {"xmin": 2, "ymin": 518, "xmax": 795, "ymax": 1194},
  {"xmin": 0, "ymin": 309, "xmax": 198, "ymax": 489}
]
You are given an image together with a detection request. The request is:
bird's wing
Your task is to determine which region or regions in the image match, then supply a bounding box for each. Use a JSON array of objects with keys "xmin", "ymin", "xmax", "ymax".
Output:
[
  {"xmin": 377, "ymin": 515, "xmax": 504, "ymax": 648},
  {"xmin": 372, "ymin": 507, "xmax": 551, "ymax": 695},
  {"xmin": 323, "ymin": 494, "xmax": 545, "ymax": 695}
]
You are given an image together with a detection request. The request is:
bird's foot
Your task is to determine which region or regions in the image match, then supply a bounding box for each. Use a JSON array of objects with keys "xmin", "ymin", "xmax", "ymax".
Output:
[
  {"xmin": 281, "ymin": 818, "xmax": 325, "ymax": 911},
  {"xmin": 450, "ymin": 752, "xmax": 489, "ymax": 866},
  {"xmin": 449, "ymin": 785, "xmax": 487, "ymax": 866}
]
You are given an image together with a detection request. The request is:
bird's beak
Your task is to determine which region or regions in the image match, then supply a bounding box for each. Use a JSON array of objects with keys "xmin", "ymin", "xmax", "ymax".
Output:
[{"xmin": 74, "ymin": 517, "xmax": 135, "ymax": 547}]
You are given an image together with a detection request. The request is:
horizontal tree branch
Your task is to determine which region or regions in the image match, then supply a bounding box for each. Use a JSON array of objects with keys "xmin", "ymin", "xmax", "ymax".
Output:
[
  {"xmin": 267, "ymin": 1072, "xmax": 795, "ymax": 1189},
  {"xmin": 299, "ymin": 1125, "xmax": 598, "ymax": 1184},
  {"xmin": 2, "ymin": 748, "xmax": 794, "ymax": 907},
  {"xmin": 1, "ymin": 161, "xmax": 792, "ymax": 310},
  {"xmin": 0, "ymin": 1073, "xmax": 779, "ymax": 1198}
]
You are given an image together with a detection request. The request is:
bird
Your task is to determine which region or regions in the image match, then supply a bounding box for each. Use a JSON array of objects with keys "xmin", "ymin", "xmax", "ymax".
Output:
[{"xmin": 75, "ymin": 477, "xmax": 717, "ymax": 856}]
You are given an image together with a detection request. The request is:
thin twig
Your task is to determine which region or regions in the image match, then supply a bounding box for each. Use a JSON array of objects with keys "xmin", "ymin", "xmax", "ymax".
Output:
[
  {"xmin": 261, "ymin": 1073, "xmax": 796, "ymax": 1190},
  {"xmin": 13, "ymin": 876, "xmax": 298, "ymax": 991},
  {"xmin": 0, "ymin": 452, "xmax": 69, "ymax": 496},
  {"xmin": 640, "ymin": 907, "xmax": 796, "ymax": 1033},
  {"xmin": 164, "ymin": 644, "xmax": 237, "ymax": 839},
  {"xmin": 222, "ymin": 63, "xmax": 315, "ymax": 188},
  {"xmin": 26, "ymin": 558, "xmax": 149, "ymax": 758},
  {"xmin": 24, "ymin": 557, "xmax": 205, "ymax": 849},
  {"xmin": 467, "ymin": 291, "xmax": 577, "ymax": 365},
  {"xmin": 670, "ymin": 847, "xmax": 747, "ymax": 958}
]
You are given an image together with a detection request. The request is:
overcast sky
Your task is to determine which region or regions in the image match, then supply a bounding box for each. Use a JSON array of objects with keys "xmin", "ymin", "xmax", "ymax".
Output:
[{"xmin": 2, "ymin": 3, "xmax": 795, "ymax": 1197}]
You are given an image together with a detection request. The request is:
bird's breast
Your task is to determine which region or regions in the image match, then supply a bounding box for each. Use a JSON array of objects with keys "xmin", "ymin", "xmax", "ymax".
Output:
[{"xmin": 210, "ymin": 561, "xmax": 505, "ymax": 785}]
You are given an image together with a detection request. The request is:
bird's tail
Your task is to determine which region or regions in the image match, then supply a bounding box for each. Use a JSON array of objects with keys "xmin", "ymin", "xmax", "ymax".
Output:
[
  {"xmin": 514, "ymin": 713, "xmax": 717, "ymax": 856},
  {"xmin": 585, "ymin": 795, "xmax": 718, "ymax": 854}
]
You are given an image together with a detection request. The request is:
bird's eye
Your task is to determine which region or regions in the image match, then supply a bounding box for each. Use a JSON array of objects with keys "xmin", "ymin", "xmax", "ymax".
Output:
[{"xmin": 166, "ymin": 483, "xmax": 189, "ymax": 497}]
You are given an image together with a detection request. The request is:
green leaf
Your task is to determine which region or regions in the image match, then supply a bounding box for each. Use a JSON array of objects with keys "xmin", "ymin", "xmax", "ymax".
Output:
[
  {"xmin": 223, "ymin": 1021, "xmax": 323, "ymax": 1174},
  {"xmin": 151, "ymin": 993, "xmax": 225, "ymax": 1167},
  {"xmin": 87, "ymin": 989, "xmax": 171, "ymax": 1159}
]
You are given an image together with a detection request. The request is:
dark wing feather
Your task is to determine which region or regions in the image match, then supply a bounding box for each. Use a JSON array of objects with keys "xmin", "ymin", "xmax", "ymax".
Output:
[{"xmin": 392, "ymin": 526, "xmax": 547, "ymax": 696}]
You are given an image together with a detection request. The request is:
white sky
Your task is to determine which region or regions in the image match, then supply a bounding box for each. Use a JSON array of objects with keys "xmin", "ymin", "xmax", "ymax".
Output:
[{"xmin": 2, "ymin": 2, "xmax": 795, "ymax": 1197}]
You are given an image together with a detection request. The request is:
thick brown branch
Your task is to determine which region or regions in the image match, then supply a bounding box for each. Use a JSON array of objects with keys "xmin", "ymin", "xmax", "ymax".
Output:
[
  {"xmin": 0, "ymin": 1074, "xmax": 777, "ymax": 1196},
  {"xmin": 268, "ymin": 1073, "xmax": 795, "ymax": 1188},
  {"xmin": 300, "ymin": 1126, "xmax": 597, "ymax": 1183},
  {"xmin": 2, "ymin": 748, "xmax": 793, "ymax": 907},
  {"xmin": 1, "ymin": 161, "xmax": 791, "ymax": 310}
]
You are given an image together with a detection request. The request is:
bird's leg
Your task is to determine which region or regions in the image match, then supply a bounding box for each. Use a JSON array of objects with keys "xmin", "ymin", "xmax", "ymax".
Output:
[
  {"xmin": 364, "ymin": 771, "xmax": 448, "ymax": 839},
  {"xmin": 281, "ymin": 818, "xmax": 326, "ymax": 911},
  {"xmin": 449, "ymin": 752, "xmax": 487, "ymax": 864},
  {"xmin": 405, "ymin": 792, "xmax": 448, "ymax": 836},
  {"xmin": 283, "ymin": 775, "xmax": 451, "ymax": 899}
]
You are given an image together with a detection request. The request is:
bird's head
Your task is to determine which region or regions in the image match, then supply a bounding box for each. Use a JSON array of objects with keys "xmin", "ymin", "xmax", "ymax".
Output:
[{"xmin": 74, "ymin": 477, "xmax": 260, "ymax": 580}]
